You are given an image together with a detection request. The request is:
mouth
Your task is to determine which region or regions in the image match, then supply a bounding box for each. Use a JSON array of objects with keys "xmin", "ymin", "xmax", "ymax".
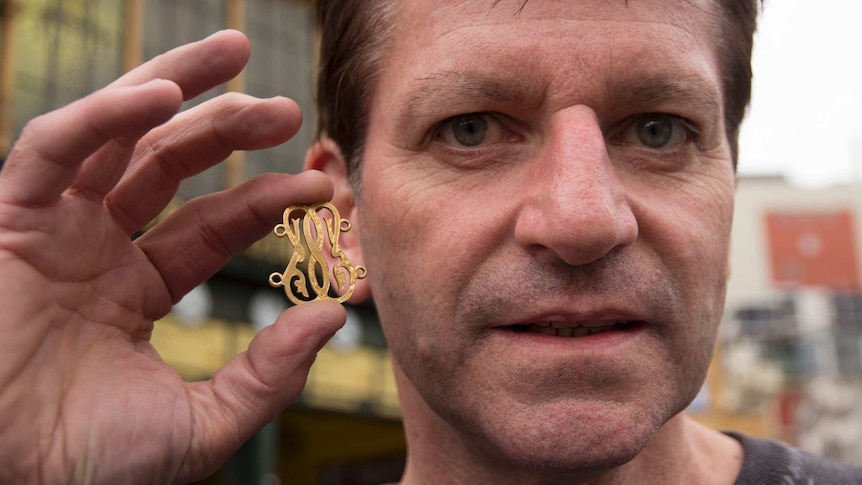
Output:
[{"xmin": 507, "ymin": 321, "xmax": 637, "ymax": 337}]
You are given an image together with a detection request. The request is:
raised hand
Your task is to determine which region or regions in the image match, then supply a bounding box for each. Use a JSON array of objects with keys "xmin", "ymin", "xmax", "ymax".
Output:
[{"xmin": 0, "ymin": 30, "xmax": 345, "ymax": 484}]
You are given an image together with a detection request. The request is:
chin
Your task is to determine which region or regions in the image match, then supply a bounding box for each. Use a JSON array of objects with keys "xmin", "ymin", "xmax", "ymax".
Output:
[
  {"xmin": 488, "ymin": 432, "xmax": 651, "ymax": 482},
  {"xmin": 457, "ymin": 399, "xmax": 667, "ymax": 478}
]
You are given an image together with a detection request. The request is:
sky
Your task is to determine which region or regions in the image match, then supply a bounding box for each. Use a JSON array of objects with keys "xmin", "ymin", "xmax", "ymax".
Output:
[{"xmin": 737, "ymin": 0, "xmax": 862, "ymax": 188}]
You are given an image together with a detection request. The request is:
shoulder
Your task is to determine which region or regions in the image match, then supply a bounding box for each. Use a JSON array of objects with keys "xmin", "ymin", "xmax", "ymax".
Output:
[{"xmin": 726, "ymin": 431, "xmax": 862, "ymax": 485}]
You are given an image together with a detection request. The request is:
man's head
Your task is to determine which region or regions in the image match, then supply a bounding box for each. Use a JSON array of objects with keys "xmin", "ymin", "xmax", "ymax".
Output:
[{"xmin": 307, "ymin": 1, "xmax": 756, "ymax": 481}]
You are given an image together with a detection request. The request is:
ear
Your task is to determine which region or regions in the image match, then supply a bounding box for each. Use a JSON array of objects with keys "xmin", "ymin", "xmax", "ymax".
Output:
[{"xmin": 304, "ymin": 139, "xmax": 372, "ymax": 303}]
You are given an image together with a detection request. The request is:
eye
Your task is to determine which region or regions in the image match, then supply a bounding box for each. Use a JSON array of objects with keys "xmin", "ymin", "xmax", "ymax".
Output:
[
  {"xmin": 437, "ymin": 113, "xmax": 505, "ymax": 147},
  {"xmin": 620, "ymin": 113, "xmax": 696, "ymax": 149}
]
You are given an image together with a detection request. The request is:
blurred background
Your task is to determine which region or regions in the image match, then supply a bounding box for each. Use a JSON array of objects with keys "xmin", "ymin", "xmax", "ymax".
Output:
[{"xmin": 1, "ymin": 0, "xmax": 861, "ymax": 483}]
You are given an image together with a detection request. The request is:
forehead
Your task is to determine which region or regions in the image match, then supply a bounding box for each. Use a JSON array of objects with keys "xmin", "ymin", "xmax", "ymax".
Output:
[
  {"xmin": 374, "ymin": 0, "xmax": 724, "ymax": 119},
  {"xmin": 391, "ymin": 0, "xmax": 720, "ymax": 49}
]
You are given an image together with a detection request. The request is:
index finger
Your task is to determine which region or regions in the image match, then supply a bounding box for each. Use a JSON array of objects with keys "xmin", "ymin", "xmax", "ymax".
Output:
[{"xmin": 108, "ymin": 29, "xmax": 250, "ymax": 101}]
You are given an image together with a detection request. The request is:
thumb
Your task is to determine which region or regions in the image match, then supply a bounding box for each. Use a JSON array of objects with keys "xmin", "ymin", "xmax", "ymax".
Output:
[{"xmin": 183, "ymin": 301, "xmax": 346, "ymax": 478}]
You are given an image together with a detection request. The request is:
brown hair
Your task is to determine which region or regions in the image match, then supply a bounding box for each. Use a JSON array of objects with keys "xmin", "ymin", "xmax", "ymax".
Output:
[
  {"xmin": 313, "ymin": 0, "xmax": 395, "ymax": 185},
  {"xmin": 714, "ymin": 0, "xmax": 761, "ymax": 164},
  {"xmin": 313, "ymin": 1, "xmax": 759, "ymax": 175}
]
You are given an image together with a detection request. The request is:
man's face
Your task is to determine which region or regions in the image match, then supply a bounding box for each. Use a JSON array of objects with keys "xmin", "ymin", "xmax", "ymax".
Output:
[{"xmin": 353, "ymin": 0, "xmax": 735, "ymax": 473}]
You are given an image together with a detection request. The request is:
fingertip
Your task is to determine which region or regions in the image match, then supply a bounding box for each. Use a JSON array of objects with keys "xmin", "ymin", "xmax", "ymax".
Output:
[
  {"xmin": 209, "ymin": 28, "xmax": 250, "ymax": 48},
  {"xmin": 272, "ymin": 301, "xmax": 347, "ymax": 352},
  {"xmin": 246, "ymin": 301, "xmax": 346, "ymax": 377},
  {"xmin": 142, "ymin": 78, "xmax": 184, "ymax": 108},
  {"xmin": 295, "ymin": 169, "xmax": 336, "ymax": 202},
  {"xmin": 278, "ymin": 300, "xmax": 347, "ymax": 337},
  {"xmin": 216, "ymin": 95, "xmax": 303, "ymax": 150},
  {"xmin": 271, "ymin": 96, "xmax": 303, "ymax": 140},
  {"xmin": 144, "ymin": 77, "xmax": 182, "ymax": 91},
  {"xmin": 201, "ymin": 29, "xmax": 251, "ymax": 72},
  {"xmin": 242, "ymin": 301, "xmax": 346, "ymax": 381},
  {"xmin": 122, "ymin": 80, "xmax": 184, "ymax": 132}
]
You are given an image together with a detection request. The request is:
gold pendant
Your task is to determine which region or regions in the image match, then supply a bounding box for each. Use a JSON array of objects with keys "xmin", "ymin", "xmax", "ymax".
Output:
[{"xmin": 269, "ymin": 202, "xmax": 366, "ymax": 305}]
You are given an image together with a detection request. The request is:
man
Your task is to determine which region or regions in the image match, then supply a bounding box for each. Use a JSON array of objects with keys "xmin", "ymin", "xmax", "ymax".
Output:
[{"xmin": 0, "ymin": 1, "xmax": 859, "ymax": 484}]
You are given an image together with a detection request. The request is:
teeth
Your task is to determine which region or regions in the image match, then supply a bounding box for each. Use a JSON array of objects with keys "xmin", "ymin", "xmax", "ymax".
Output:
[{"xmin": 523, "ymin": 321, "xmax": 631, "ymax": 337}]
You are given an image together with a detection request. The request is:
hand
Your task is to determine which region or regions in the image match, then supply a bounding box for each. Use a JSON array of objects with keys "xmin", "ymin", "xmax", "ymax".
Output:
[{"xmin": 0, "ymin": 30, "xmax": 345, "ymax": 484}]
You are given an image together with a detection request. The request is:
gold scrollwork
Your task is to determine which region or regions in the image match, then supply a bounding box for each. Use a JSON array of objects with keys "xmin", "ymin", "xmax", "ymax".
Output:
[{"xmin": 269, "ymin": 202, "xmax": 367, "ymax": 305}]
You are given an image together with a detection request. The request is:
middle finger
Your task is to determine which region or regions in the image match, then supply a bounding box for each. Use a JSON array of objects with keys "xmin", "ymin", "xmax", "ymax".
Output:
[{"xmin": 105, "ymin": 93, "xmax": 303, "ymax": 235}]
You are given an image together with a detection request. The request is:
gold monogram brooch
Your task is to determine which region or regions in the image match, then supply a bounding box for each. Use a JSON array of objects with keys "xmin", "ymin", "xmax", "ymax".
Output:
[{"xmin": 269, "ymin": 202, "xmax": 367, "ymax": 305}]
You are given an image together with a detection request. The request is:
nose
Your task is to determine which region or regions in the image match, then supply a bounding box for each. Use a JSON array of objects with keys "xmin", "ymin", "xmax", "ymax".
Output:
[{"xmin": 514, "ymin": 106, "xmax": 638, "ymax": 266}]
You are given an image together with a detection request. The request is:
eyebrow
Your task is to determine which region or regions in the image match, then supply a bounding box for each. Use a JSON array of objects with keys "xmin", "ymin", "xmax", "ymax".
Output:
[
  {"xmin": 398, "ymin": 70, "xmax": 536, "ymax": 128},
  {"xmin": 397, "ymin": 69, "xmax": 722, "ymax": 128},
  {"xmin": 603, "ymin": 72, "xmax": 722, "ymax": 123}
]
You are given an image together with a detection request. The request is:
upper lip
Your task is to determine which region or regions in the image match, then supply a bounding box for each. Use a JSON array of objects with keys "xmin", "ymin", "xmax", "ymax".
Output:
[{"xmin": 458, "ymin": 255, "xmax": 669, "ymax": 331}]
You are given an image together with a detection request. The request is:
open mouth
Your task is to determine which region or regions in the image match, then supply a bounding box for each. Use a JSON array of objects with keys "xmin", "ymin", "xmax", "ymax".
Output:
[{"xmin": 508, "ymin": 321, "xmax": 636, "ymax": 337}]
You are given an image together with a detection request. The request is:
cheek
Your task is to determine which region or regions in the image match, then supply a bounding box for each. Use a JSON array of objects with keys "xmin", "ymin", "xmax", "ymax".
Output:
[
  {"xmin": 357, "ymin": 163, "xmax": 508, "ymax": 290},
  {"xmin": 679, "ymin": 183, "xmax": 734, "ymax": 288},
  {"xmin": 355, "ymin": 168, "xmax": 515, "ymax": 362},
  {"xmin": 629, "ymin": 172, "xmax": 734, "ymax": 343},
  {"xmin": 636, "ymin": 169, "xmax": 734, "ymax": 271},
  {"xmin": 354, "ymin": 179, "xmax": 454, "ymax": 343},
  {"xmin": 677, "ymin": 193, "xmax": 734, "ymax": 358}
]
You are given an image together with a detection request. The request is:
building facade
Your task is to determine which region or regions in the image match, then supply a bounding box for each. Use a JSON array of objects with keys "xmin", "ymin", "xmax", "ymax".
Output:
[{"xmin": 715, "ymin": 175, "xmax": 862, "ymax": 464}]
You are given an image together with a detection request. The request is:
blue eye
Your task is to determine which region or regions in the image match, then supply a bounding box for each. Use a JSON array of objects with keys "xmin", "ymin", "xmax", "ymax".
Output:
[
  {"xmin": 626, "ymin": 113, "xmax": 694, "ymax": 149},
  {"xmin": 449, "ymin": 114, "xmax": 488, "ymax": 147},
  {"xmin": 437, "ymin": 113, "xmax": 508, "ymax": 148},
  {"xmin": 638, "ymin": 116, "xmax": 673, "ymax": 148}
]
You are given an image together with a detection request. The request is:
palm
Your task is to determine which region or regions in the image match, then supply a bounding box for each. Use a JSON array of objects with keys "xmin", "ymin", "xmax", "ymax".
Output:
[
  {"xmin": 0, "ymin": 31, "xmax": 344, "ymax": 484},
  {"xmin": 1, "ymin": 196, "xmax": 186, "ymax": 480}
]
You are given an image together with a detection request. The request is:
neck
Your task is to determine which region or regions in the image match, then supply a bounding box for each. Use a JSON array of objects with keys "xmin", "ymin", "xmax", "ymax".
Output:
[{"xmin": 394, "ymin": 363, "xmax": 743, "ymax": 485}]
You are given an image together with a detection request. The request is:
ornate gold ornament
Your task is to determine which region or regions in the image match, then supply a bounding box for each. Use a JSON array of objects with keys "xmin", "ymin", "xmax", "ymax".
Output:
[{"xmin": 269, "ymin": 202, "xmax": 367, "ymax": 305}]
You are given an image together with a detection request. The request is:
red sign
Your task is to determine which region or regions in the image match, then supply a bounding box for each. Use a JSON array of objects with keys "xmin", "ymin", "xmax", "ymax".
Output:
[{"xmin": 765, "ymin": 210, "xmax": 860, "ymax": 289}]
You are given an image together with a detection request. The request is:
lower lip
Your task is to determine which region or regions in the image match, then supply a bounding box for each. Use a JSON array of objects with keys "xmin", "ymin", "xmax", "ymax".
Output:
[{"xmin": 493, "ymin": 322, "xmax": 646, "ymax": 353}]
